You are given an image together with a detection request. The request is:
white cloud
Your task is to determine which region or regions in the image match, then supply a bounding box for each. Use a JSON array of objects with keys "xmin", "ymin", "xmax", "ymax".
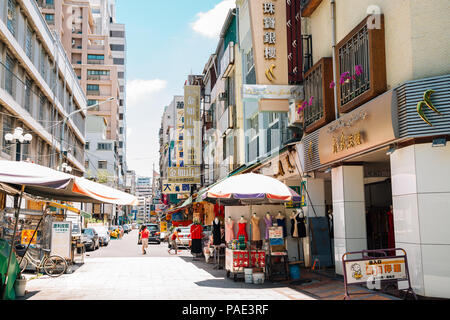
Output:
[
  {"xmin": 191, "ymin": 0, "xmax": 235, "ymax": 38},
  {"xmin": 126, "ymin": 79, "xmax": 167, "ymax": 108}
]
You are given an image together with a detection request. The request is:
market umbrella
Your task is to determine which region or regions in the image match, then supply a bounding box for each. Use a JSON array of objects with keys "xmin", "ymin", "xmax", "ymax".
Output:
[
  {"xmin": 203, "ymin": 173, "xmax": 301, "ymax": 268},
  {"xmin": 205, "ymin": 173, "xmax": 301, "ymax": 203}
]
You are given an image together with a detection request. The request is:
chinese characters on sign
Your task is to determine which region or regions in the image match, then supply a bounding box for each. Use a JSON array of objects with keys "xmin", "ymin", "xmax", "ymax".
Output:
[
  {"xmin": 51, "ymin": 222, "xmax": 72, "ymax": 259},
  {"xmin": 332, "ymin": 131, "xmax": 363, "ymax": 154},
  {"xmin": 263, "ymin": 1, "xmax": 277, "ymax": 81},
  {"xmin": 162, "ymin": 179, "xmax": 191, "ymax": 195},
  {"xmin": 167, "ymin": 166, "xmax": 201, "ymax": 184},
  {"xmin": 345, "ymin": 257, "xmax": 407, "ymax": 284},
  {"xmin": 184, "ymin": 86, "xmax": 201, "ymax": 166}
]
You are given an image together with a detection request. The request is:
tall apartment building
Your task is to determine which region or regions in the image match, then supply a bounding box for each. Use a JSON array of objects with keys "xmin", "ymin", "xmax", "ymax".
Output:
[
  {"xmin": 0, "ymin": 0, "xmax": 86, "ymax": 175},
  {"xmin": 36, "ymin": 0, "xmax": 122, "ymax": 186},
  {"xmin": 136, "ymin": 176, "xmax": 152, "ymax": 221}
]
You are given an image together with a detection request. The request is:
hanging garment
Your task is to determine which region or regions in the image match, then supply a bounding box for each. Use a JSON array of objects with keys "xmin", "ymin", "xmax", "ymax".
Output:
[
  {"xmin": 190, "ymin": 224, "xmax": 203, "ymax": 240},
  {"xmin": 225, "ymin": 220, "xmax": 235, "ymax": 243},
  {"xmin": 237, "ymin": 222, "xmax": 248, "ymax": 243},
  {"xmin": 251, "ymin": 216, "xmax": 261, "ymax": 241},
  {"xmin": 291, "ymin": 214, "xmax": 307, "ymax": 238},
  {"xmin": 276, "ymin": 217, "xmax": 287, "ymax": 238},
  {"xmin": 212, "ymin": 219, "xmax": 221, "ymax": 245},
  {"xmin": 264, "ymin": 215, "xmax": 272, "ymax": 240}
]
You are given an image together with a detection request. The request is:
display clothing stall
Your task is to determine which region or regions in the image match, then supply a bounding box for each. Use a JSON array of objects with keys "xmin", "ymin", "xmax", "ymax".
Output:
[
  {"xmin": 0, "ymin": 161, "xmax": 138, "ymax": 300},
  {"xmin": 203, "ymin": 173, "xmax": 302, "ymax": 282}
]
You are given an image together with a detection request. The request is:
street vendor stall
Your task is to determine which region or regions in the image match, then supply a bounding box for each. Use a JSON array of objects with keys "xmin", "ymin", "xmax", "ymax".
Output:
[
  {"xmin": 0, "ymin": 160, "xmax": 138, "ymax": 299},
  {"xmin": 203, "ymin": 173, "xmax": 301, "ymax": 283}
]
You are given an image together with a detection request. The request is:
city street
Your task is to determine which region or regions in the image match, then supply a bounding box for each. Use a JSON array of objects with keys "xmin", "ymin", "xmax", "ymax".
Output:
[{"xmin": 22, "ymin": 230, "xmax": 313, "ymax": 300}]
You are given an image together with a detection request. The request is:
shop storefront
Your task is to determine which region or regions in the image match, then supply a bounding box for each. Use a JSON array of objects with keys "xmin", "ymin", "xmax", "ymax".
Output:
[{"xmin": 301, "ymin": 74, "xmax": 450, "ymax": 298}]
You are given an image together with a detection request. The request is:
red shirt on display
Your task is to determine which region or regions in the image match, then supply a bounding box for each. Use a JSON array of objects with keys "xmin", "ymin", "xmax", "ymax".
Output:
[{"xmin": 190, "ymin": 224, "xmax": 203, "ymax": 240}]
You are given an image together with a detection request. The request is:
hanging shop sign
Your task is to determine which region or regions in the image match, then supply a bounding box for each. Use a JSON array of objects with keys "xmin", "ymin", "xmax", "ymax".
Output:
[
  {"xmin": 160, "ymin": 221, "xmax": 167, "ymax": 232},
  {"xmin": 318, "ymin": 90, "xmax": 398, "ymax": 164},
  {"xmin": 162, "ymin": 179, "xmax": 191, "ymax": 195},
  {"xmin": 167, "ymin": 166, "xmax": 201, "ymax": 184},
  {"xmin": 248, "ymin": 0, "xmax": 289, "ymax": 85},
  {"xmin": 21, "ymin": 229, "xmax": 37, "ymax": 246},
  {"xmin": 50, "ymin": 221, "xmax": 72, "ymax": 260},
  {"xmin": 184, "ymin": 85, "xmax": 202, "ymax": 166},
  {"xmin": 243, "ymin": 85, "xmax": 303, "ymax": 101}
]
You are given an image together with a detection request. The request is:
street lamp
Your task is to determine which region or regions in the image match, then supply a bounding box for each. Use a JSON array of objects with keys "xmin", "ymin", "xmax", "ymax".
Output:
[
  {"xmin": 59, "ymin": 97, "xmax": 115, "ymax": 170},
  {"xmin": 4, "ymin": 127, "xmax": 33, "ymax": 161}
]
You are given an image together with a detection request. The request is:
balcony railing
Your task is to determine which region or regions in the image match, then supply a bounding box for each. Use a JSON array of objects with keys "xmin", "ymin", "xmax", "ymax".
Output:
[
  {"xmin": 87, "ymin": 75, "xmax": 110, "ymax": 81},
  {"xmin": 87, "ymin": 60, "xmax": 104, "ymax": 65},
  {"xmin": 336, "ymin": 14, "xmax": 387, "ymax": 113},
  {"xmin": 303, "ymin": 57, "xmax": 335, "ymax": 133}
]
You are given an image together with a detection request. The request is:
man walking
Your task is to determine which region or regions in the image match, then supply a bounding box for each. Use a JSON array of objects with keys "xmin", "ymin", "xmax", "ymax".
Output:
[{"xmin": 141, "ymin": 225, "xmax": 149, "ymax": 255}]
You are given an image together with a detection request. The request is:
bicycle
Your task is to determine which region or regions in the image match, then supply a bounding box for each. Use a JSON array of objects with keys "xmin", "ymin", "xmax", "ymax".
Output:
[{"xmin": 18, "ymin": 248, "xmax": 68, "ymax": 277}]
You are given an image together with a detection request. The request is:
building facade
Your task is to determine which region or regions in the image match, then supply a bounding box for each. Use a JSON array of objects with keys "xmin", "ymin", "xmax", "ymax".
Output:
[
  {"xmin": 298, "ymin": 0, "xmax": 450, "ymax": 298},
  {"xmin": 0, "ymin": 0, "xmax": 86, "ymax": 175}
]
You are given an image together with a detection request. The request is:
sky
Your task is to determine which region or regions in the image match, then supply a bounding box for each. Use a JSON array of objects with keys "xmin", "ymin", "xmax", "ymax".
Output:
[{"xmin": 115, "ymin": 0, "xmax": 235, "ymax": 178}]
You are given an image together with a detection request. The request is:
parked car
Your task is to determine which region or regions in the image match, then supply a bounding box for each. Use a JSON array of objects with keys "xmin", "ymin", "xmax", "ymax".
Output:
[
  {"xmin": 137, "ymin": 223, "xmax": 160, "ymax": 244},
  {"xmin": 123, "ymin": 224, "xmax": 131, "ymax": 234},
  {"xmin": 92, "ymin": 226, "xmax": 110, "ymax": 246},
  {"xmin": 82, "ymin": 228, "xmax": 100, "ymax": 251}
]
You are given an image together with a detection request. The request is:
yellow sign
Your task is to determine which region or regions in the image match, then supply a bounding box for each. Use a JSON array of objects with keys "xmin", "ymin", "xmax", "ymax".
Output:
[
  {"xmin": 184, "ymin": 85, "xmax": 201, "ymax": 165},
  {"xmin": 417, "ymin": 89, "xmax": 441, "ymax": 127},
  {"xmin": 21, "ymin": 229, "xmax": 37, "ymax": 245},
  {"xmin": 160, "ymin": 221, "xmax": 167, "ymax": 232},
  {"xmin": 151, "ymin": 211, "xmax": 157, "ymax": 216},
  {"xmin": 162, "ymin": 180, "xmax": 190, "ymax": 195}
]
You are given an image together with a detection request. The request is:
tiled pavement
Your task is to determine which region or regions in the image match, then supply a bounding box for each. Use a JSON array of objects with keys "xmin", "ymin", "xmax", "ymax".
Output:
[{"xmin": 20, "ymin": 230, "xmax": 398, "ymax": 300}]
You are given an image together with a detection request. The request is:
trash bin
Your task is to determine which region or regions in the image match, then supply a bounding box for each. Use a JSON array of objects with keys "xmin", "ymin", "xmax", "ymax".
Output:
[{"xmin": 289, "ymin": 264, "xmax": 301, "ymax": 280}]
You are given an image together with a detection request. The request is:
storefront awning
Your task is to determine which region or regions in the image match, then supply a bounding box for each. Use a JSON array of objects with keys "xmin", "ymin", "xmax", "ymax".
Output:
[{"xmin": 0, "ymin": 161, "xmax": 138, "ymax": 206}]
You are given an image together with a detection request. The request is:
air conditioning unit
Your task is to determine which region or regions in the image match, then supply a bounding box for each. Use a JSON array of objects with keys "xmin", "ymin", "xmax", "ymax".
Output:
[{"xmin": 218, "ymin": 92, "xmax": 227, "ymax": 101}]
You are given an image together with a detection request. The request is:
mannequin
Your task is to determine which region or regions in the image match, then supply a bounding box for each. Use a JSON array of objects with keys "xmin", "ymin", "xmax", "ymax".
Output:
[
  {"xmin": 225, "ymin": 216, "xmax": 235, "ymax": 244},
  {"xmin": 212, "ymin": 217, "xmax": 221, "ymax": 245},
  {"xmin": 263, "ymin": 213, "xmax": 272, "ymax": 240},
  {"xmin": 251, "ymin": 213, "xmax": 261, "ymax": 241},
  {"xmin": 237, "ymin": 216, "xmax": 248, "ymax": 242},
  {"xmin": 276, "ymin": 211, "xmax": 287, "ymax": 238},
  {"xmin": 190, "ymin": 218, "xmax": 203, "ymax": 255},
  {"xmin": 291, "ymin": 210, "xmax": 306, "ymax": 238}
]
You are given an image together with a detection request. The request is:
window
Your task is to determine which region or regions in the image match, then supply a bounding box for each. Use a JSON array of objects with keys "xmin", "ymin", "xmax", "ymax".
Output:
[
  {"xmin": 110, "ymin": 44, "xmax": 125, "ymax": 51},
  {"xmin": 40, "ymin": 50, "xmax": 46, "ymax": 80},
  {"xmin": 25, "ymin": 26, "xmax": 33, "ymax": 59},
  {"xmin": 87, "ymin": 70, "xmax": 109, "ymax": 76},
  {"xmin": 113, "ymin": 58, "xmax": 125, "ymax": 65},
  {"xmin": 119, "ymin": 127, "xmax": 124, "ymax": 134},
  {"xmin": 85, "ymin": 160, "xmax": 89, "ymax": 169},
  {"xmin": 98, "ymin": 160, "xmax": 108, "ymax": 169},
  {"xmin": 45, "ymin": 14, "xmax": 54, "ymax": 24},
  {"xmin": 87, "ymin": 84, "xmax": 99, "ymax": 92},
  {"xmin": 24, "ymin": 78, "xmax": 32, "ymax": 113},
  {"xmin": 118, "ymin": 72, "xmax": 124, "ymax": 79},
  {"xmin": 85, "ymin": 142, "xmax": 90, "ymax": 150},
  {"xmin": 119, "ymin": 86, "xmax": 124, "ymax": 92},
  {"xmin": 97, "ymin": 143, "xmax": 112, "ymax": 150},
  {"xmin": 87, "ymin": 99, "xmax": 99, "ymax": 106},
  {"xmin": 119, "ymin": 141, "xmax": 123, "ymax": 148},
  {"xmin": 87, "ymin": 54, "xmax": 104, "ymax": 60},
  {"xmin": 119, "ymin": 113, "xmax": 124, "ymax": 120},
  {"xmin": 4, "ymin": 54, "xmax": 15, "ymax": 96},
  {"xmin": 110, "ymin": 31, "xmax": 125, "ymax": 38},
  {"xmin": 268, "ymin": 112, "xmax": 280, "ymax": 125},
  {"xmin": 7, "ymin": 0, "xmax": 16, "ymax": 37}
]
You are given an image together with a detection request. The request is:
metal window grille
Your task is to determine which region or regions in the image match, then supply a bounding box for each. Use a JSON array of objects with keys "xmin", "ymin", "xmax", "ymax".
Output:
[
  {"xmin": 338, "ymin": 25, "xmax": 371, "ymax": 106},
  {"xmin": 303, "ymin": 63, "xmax": 324, "ymax": 127},
  {"xmin": 7, "ymin": 0, "xmax": 16, "ymax": 37}
]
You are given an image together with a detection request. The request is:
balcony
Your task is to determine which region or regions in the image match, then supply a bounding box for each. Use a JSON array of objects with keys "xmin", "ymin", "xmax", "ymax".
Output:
[
  {"xmin": 87, "ymin": 75, "xmax": 110, "ymax": 81},
  {"xmin": 303, "ymin": 57, "xmax": 335, "ymax": 133},
  {"xmin": 218, "ymin": 106, "xmax": 234, "ymax": 137},
  {"xmin": 220, "ymin": 42, "xmax": 235, "ymax": 79},
  {"xmin": 336, "ymin": 14, "xmax": 387, "ymax": 114},
  {"xmin": 87, "ymin": 60, "xmax": 104, "ymax": 65},
  {"xmin": 300, "ymin": 0, "xmax": 323, "ymax": 17}
]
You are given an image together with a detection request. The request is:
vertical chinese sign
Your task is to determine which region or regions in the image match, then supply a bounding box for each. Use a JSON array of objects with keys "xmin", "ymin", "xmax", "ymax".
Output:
[
  {"xmin": 176, "ymin": 100, "xmax": 184, "ymax": 167},
  {"xmin": 183, "ymin": 85, "xmax": 201, "ymax": 166},
  {"xmin": 51, "ymin": 221, "xmax": 72, "ymax": 260},
  {"xmin": 248, "ymin": 0, "xmax": 288, "ymax": 85}
]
